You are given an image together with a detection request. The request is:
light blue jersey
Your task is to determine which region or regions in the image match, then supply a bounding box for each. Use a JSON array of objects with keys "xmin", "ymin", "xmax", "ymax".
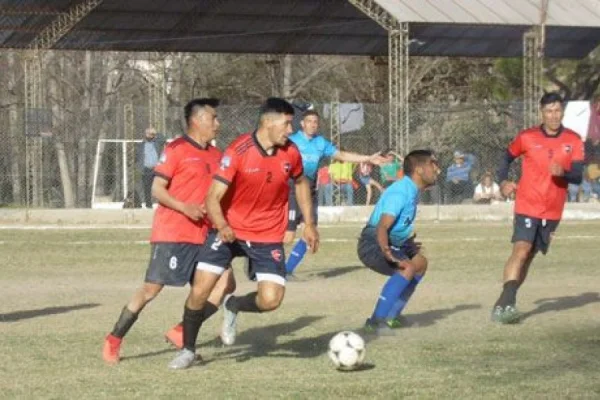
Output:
[
  {"xmin": 367, "ymin": 177, "xmax": 419, "ymax": 245},
  {"xmin": 289, "ymin": 131, "xmax": 338, "ymax": 181}
]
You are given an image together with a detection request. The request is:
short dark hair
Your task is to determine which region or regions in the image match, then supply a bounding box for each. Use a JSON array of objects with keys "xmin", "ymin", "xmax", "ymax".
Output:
[
  {"xmin": 540, "ymin": 92, "xmax": 564, "ymax": 107},
  {"xmin": 403, "ymin": 149, "xmax": 435, "ymax": 176},
  {"xmin": 259, "ymin": 97, "xmax": 295, "ymax": 117},
  {"xmin": 302, "ymin": 110, "xmax": 320, "ymax": 119},
  {"xmin": 184, "ymin": 98, "xmax": 219, "ymax": 125}
]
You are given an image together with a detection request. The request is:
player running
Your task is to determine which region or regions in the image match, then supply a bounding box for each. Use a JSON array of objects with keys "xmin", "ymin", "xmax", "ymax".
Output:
[{"xmin": 491, "ymin": 92, "xmax": 584, "ymax": 324}]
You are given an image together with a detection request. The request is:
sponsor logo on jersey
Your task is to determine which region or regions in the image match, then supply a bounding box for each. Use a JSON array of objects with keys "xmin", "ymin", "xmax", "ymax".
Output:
[
  {"xmin": 220, "ymin": 156, "xmax": 231, "ymax": 170},
  {"xmin": 271, "ymin": 249, "xmax": 282, "ymax": 262}
]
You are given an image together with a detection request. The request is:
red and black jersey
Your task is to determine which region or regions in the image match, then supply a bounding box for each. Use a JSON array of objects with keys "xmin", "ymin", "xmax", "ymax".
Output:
[
  {"xmin": 509, "ymin": 125, "xmax": 584, "ymax": 220},
  {"xmin": 151, "ymin": 135, "xmax": 222, "ymax": 244},
  {"xmin": 214, "ymin": 132, "xmax": 303, "ymax": 243}
]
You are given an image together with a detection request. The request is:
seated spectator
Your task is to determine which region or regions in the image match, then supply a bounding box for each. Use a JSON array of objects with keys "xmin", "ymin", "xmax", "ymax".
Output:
[
  {"xmin": 473, "ymin": 172, "xmax": 503, "ymax": 204},
  {"xmin": 358, "ymin": 162, "xmax": 384, "ymax": 205},
  {"xmin": 317, "ymin": 165, "xmax": 333, "ymax": 207},
  {"xmin": 445, "ymin": 150, "xmax": 474, "ymax": 204}
]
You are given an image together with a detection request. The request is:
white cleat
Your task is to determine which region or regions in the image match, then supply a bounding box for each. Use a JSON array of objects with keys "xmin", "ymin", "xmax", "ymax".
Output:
[
  {"xmin": 220, "ymin": 294, "xmax": 238, "ymax": 346},
  {"xmin": 168, "ymin": 349, "xmax": 196, "ymax": 370}
]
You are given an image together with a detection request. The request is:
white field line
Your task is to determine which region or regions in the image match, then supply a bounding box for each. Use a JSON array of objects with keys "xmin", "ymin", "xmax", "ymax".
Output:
[{"xmin": 0, "ymin": 236, "xmax": 597, "ymax": 245}]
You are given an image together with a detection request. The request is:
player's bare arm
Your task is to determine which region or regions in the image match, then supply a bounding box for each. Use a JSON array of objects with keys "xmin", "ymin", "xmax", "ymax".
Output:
[
  {"xmin": 294, "ymin": 175, "xmax": 320, "ymax": 253},
  {"xmin": 205, "ymin": 180, "xmax": 235, "ymax": 242},
  {"xmin": 152, "ymin": 176, "xmax": 205, "ymax": 221},
  {"xmin": 334, "ymin": 150, "xmax": 390, "ymax": 166},
  {"xmin": 376, "ymin": 214, "xmax": 398, "ymax": 262}
]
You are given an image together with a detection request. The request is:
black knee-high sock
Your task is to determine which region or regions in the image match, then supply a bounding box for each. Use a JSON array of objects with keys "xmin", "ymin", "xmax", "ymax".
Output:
[
  {"xmin": 183, "ymin": 307, "xmax": 205, "ymax": 352},
  {"xmin": 494, "ymin": 280, "xmax": 519, "ymax": 308},
  {"xmin": 111, "ymin": 306, "xmax": 139, "ymax": 338},
  {"xmin": 227, "ymin": 292, "xmax": 262, "ymax": 313},
  {"xmin": 175, "ymin": 302, "xmax": 219, "ymax": 327}
]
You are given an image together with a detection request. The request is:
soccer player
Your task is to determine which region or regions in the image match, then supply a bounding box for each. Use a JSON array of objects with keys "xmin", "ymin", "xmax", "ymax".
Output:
[
  {"xmin": 102, "ymin": 98, "xmax": 235, "ymax": 364},
  {"xmin": 491, "ymin": 92, "xmax": 584, "ymax": 324},
  {"xmin": 284, "ymin": 110, "xmax": 389, "ymax": 277},
  {"xmin": 168, "ymin": 98, "xmax": 319, "ymax": 369},
  {"xmin": 357, "ymin": 150, "xmax": 440, "ymax": 336}
]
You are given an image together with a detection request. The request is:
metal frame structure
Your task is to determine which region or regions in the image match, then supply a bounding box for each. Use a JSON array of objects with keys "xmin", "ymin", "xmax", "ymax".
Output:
[
  {"xmin": 523, "ymin": 0, "xmax": 549, "ymax": 129},
  {"xmin": 329, "ymin": 89, "xmax": 342, "ymax": 205},
  {"xmin": 23, "ymin": 0, "xmax": 103, "ymax": 207},
  {"xmin": 123, "ymin": 102, "xmax": 135, "ymax": 201},
  {"xmin": 348, "ymin": 0, "xmax": 410, "ymax": 154}
]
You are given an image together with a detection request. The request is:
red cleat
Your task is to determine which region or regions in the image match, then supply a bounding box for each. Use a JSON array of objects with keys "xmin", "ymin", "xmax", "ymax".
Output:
[
  {"xmin": 164, "ymin": 324, "xmax": 183, "ymax": 350},
  {"xmin": 103, "ymin": 334, "xmax": 122, "ymax": 365}
]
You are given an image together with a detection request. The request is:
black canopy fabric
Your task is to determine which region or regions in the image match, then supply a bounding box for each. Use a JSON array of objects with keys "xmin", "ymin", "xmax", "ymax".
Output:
[{"xmin": 0, "ymin": 0, "xmax": 598, "ymax": 58}]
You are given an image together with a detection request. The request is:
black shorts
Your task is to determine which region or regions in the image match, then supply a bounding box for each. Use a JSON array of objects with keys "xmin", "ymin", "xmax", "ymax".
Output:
[
  {"xmin": 287, "ymin": 179, "xmax": 319, "ymax": 231},
  {"xmin": 512, "ymin": 214, "xmax": 560, "ymax": 255},
  {"xmin": 144, "ymin": 243, "xmax": 201, "ymax": 286},
  {"xmin": 197, "ymin": 230, "xmax": 287, "ymax": 285},
  {"xmin": 357, "ymin": 227, "xmax": 419, "ymax": 276}
]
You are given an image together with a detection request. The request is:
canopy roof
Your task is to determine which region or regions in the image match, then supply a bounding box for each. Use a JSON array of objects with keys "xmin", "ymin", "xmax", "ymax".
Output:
[{"xmin": 0, "ymin": 0, "xmax": 599, "ymax": 57}]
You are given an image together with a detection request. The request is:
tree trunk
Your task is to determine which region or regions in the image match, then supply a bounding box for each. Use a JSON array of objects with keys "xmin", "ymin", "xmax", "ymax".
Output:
[{"xmin": 54, "ymin": 141, "xmax": 75, "ymax": 207}]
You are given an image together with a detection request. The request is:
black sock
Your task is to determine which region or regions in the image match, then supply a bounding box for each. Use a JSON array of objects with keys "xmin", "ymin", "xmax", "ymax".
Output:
[
  {"xmin": 111, "ymin": 306, "xmax": 139, "ymax": 338},
  {"xmin": 183, "ymin": 307, "xmax": 205, "ymax": 352},
  {"xmin": 227, "ymin": 292, "xmax": 262, "ymax": 313},
  {"xmin": 202, "ymin": 302, "xmax": 219, "ymax": 321},
  {"xmin": 494, "ymin": 280, "xmax": 519, "ymax": 308}
]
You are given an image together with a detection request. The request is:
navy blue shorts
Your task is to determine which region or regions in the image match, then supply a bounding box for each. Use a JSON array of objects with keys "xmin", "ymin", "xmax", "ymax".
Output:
[
  {"xmin": 287, "ymin": 179, "xmax": 319, "ymax": 231},
  {"xmin": 144, "ymin": 243, "xmax": 201, "ymax": 286},
  {"xmin": 512, "ymin": 214, "xmax": 560, "ymax": 255},
  {"xmin": 357, "ymin": 227, "xmax": 419, "ymax": 276},
  {"xmin": 196, "ymin": 230, "xmax": 287, "ymax": 285}
]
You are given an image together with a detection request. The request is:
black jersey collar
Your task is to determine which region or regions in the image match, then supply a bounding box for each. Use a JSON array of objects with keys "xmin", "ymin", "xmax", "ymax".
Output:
[
  {"xmin": 183, "ymin": 134, "xmax": 210, "ymax": 150},
  {"xmin": 540, "ymin": 124, "xmax": 564, "ymax": 138},
  {"xmin": 251, "ymin": 130, "xmax": 277, "ymax": 157}
]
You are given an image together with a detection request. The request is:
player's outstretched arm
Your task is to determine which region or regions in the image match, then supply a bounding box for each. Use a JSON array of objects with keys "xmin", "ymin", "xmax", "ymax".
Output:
[
  {"xmin": 205, "ymin": 180, "xmax": 235, "ymax": 242},
  {"xmin": 294, "ymin": 175, "xmax": 320, "ymax": 253},
  {"xmin": 151, "ymin": 176, "xmax": 204, "ymax": 220},
  {"xmin": 334, "ymin": 150, "xmax": 391, "ymax": 166}
]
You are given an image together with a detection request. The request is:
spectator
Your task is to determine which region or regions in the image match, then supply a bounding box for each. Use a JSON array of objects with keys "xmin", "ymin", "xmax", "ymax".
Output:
[
  {"xmin": 473, "ymin": 172, "xmax": 503, "ymax": 204},
  {"xmin": 445, "ymin": 150, "xmax": 474, "ymax": 204},
  {"xmin": 380, "ymin": 153, "xmax": 403, "ymax": 188},
  {"xmin": 329, "ymin": 160, "xmax": 354, "ymax": 206},
  {"xmin": 136, "ymin": 127, "xmax": 165, "ymax": 208},
  {"xmin": 317, "ymin": 165, "xmax": 333, "ymax": 206},
  {"xmin": 358, "ymin": 162, "xmax": 384, "ymax": 205}
]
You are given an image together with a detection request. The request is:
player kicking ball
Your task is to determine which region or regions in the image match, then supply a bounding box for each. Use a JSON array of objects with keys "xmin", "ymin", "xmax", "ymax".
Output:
[{"xmin": 357, "ymin": 150, "xmax": 440, "ymax": 335}]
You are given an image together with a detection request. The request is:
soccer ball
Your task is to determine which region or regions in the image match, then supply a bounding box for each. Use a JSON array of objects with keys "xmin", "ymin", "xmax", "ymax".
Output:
[{"xmin": 328, "ymin": 331, "xmax": 366, "ymax": 371}]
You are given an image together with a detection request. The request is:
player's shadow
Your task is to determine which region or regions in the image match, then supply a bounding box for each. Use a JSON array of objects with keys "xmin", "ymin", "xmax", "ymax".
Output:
[
  {"xmin": 521, "ymin": 292, "xmax": 600, "ymax": 321},
  {"xmin": 402, "ymin": 303, "xmax": 482, "ymax": 328},
  {"xmin": 0, "ymin": 303, "xmax": 100, "ymax": 323},
  {"xmin": 308, "ymin": 265, "xmax": 363, "ymax": 280}
]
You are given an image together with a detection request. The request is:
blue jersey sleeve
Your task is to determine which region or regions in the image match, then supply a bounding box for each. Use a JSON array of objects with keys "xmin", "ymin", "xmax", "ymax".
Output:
[
  {"xmin": 379, "ymin": 189, "xmax": 406, "ymax": 220},
  {"xmin": 322, "ymin": 137, "xmax": 338, "ymax": 158}
]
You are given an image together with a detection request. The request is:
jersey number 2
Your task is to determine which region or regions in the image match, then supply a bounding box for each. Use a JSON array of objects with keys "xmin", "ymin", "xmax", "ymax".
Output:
[{"xmin": 266, "ymin": 172, "xmax": 273, "ymax": 183}]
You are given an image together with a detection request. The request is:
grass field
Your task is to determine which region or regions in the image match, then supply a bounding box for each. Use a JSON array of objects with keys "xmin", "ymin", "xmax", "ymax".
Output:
[{"xmin": 1, "ymin": 221, "xmax": 600, "ymax": 399}]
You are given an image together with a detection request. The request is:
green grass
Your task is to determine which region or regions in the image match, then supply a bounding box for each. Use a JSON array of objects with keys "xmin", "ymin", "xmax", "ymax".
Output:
[{"xmin": 1, "ymin": 221, "xmax": 600, "ymax": 399}]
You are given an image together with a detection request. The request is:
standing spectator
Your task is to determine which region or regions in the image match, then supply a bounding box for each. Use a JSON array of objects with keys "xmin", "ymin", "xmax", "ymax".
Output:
[
  {"xmin": 380, "ymin": 153, "xmax": 402, "ymax": 188},
  {"xmin": 473, "ymin": 172, "xmax": 503, "ymax": 204},
  {"xmin": 317, "ymin": 165, "xmax": 333, "ymax": 206},
  {"xmin": 137, "ymin": 127, "xmax": 165, "ymax": 208},
  {"xmin": 358, "ymin": 162, "xmax": 384, "ymax": 205},
  {"xmin": 329, "ymin": 160, "xmax": 354, "ymax": 206},
  {"xmin": 445, "ymin": 150, "xmax": 474, "ymax": 204}
]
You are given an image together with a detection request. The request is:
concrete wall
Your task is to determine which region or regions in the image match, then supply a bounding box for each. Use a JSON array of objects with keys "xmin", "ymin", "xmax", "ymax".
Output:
[{"xmin": 2, "ymin": 203, "xmax": 600, "ymax": 225}]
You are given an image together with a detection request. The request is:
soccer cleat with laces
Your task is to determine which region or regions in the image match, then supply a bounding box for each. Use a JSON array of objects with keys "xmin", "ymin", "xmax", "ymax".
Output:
[
  {"xmin": 364, "ymin": 318, "xmax": 396, "ymax": 336},
  {"xmin": 220, "ymin": 294, "xmax": 238, "ymax": 346},
  {"xmin": 103, "ymin": 334, "xmax": 122, "ymax": 365},
  {"xmin": 164, "ymin": 323, "xmax": 183, "ymax": 349},
  {"xmin": 168, "ymin": 348, "xmax": 197, "ymax": 370},
  {"xmin": 491, "ymin": 305, "xmax": 521, "ymax": 324}
]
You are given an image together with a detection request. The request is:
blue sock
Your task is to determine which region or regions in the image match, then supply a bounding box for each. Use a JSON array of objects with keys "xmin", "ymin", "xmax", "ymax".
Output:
[
  {"xmin": 387, "ymin": 275, "xmax": 423, "ymax": 320},
  {"xmin": 285, "ymin": 239, "xmax": 307, "ymax": 274},
  {"xmin": 372, "ymin": 274, "xmax": 411, "ymax": 321}
]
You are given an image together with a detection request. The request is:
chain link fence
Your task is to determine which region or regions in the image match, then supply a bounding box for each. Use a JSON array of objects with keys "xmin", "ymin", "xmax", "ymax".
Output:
[{"xmin": 1, "ymin": 101, "xmax": 525, "ymax": 209}]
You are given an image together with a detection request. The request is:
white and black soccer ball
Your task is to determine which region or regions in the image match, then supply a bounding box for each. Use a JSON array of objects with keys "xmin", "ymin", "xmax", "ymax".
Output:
[{"xmin": 328, "ymin": 331, "xmax": 366, "ymax": 371}]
